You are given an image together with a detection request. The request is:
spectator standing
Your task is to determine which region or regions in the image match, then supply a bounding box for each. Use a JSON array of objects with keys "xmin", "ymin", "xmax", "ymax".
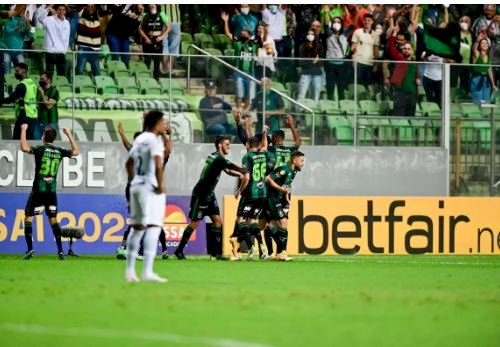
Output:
[
  {"xmin": 470, "ymin": 37, "xmax": 497, "ymax": 104},
  {"xmin": 161, "ymin": 4, "xmax": 181, "ymax": 75},
  {"xmin": 247, "ymin": 77, "xmax": 285, "ymax": 133},
  {"xmin": 255, "ymin": 23, "xmax": 277, "ymax": 81},
  {"xmin": 106, "ymin": 5, "xmax": 144, "ymax": 68},
  {"xmin": 35, "ymin": 71, "xmax": 59, "ymax": 140},
  {"xmin": 139, "ymin": 5, "xmax": 169, "ymax": 81},
  {"xmin": 471, "ymin": 5, "xmax": 498, "ymax": 52},
  {"xmin": 0, "ymin": 63, "xmax": 38, "ymax": 139},
  {"xmin": 325, "ymin": 17, "xmax": 349, "ymax": 100},
  {"xmin": 451, "ymin": 16, "xmax": 473, "ymax": 92},
  {"xmin": 297, "ymin": 29, "xmax": 323, "ymax": 103},
  {"xmin": 42, "ymin": 5, "xmax": 70, "ymax": 78},
  {"xmin": 351, "ymin": 13, "xmax": 379, "ymax": 86},
  {"xmin": 198, "ymin": 80, "xmax": 235, "ymax": 138},
  {"xmin": 260, "ymin": 5, "xmax": 286, "ymax": 58},
  {"xmin": 2, "ymin": 5, "xmax": 30, "ymax": 73},
  {"xmin": 230, "ymin": 4, "xmax": 259, "ymax": 38},
  {"xmin": 75, "ymin": 5, "xmax": 101, "ymax": 76}
]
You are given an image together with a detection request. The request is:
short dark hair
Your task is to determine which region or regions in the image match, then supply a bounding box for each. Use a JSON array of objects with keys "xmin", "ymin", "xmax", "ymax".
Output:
[
  {"xmin": 272, "ymin": 129, "xmax": 285, "ymax": 140},
  {"xmin": 291, "ymin": 150, "xmax": 304, "ymax": 160},
  {"xmin": 133, "ymin": 131, "xmax": 142, "ymax": 139},
  {"xmin": 14, "ymin": 62, "xmax": 28, "ymax": 71},
  {"xmin": 247, "ymin": 136, "xmax": 260, "ymax": 148},
  {"xmin": 143, "ymin": 110, "xmax": 164, "ymax": 131},
  {"xmin": 215, "ymin": 135, "xmax": 230, "ymax": 149},
  {"xmin": 55, "ymin": 4, "xmax": 66, "ymax": 10},
  {"xmin": 364, "ymin": 13, "xmax": 374, "ymax": 21},
  {"xmin": 40, "ymin": 71, "xmax": 52, "ymax": 81},
  {"xmin": 43, "ymin": 126, "xmax": 57, "ymax": 143}
]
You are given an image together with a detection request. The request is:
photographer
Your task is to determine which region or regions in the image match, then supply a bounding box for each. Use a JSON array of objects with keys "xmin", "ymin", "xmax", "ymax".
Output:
[{"xmin": 139, "ymin": 4, "xmax": 169, "ymax": 80}]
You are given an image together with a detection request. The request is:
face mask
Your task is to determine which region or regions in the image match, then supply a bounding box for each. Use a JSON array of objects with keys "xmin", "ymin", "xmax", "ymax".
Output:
[
  {"xmin": 39, "ymin": 81, "xmax": 47, "ymax": 88},
  {"xmin": 375, "ymin": 28, "xmax": 383, "ymax": 35},
  {"xmin": 14, "ymin": 73, "xmax": 23, "ymax": 81},
  {"xmin": 269, "ymin": 5, "xmax": 278, "ymax": 14},
  {"xmin": 460, "ymin": 22, "xmax": 469, "ymax": 31},
  {"xmin": 241, "ymin": 7, "xmax": 249, "ymax": 15},
  {"xmin": 150, "ymin": 9, "xmax": 157, "ymax": 15},
  {"xmin": 306, "ymin": 34, "xmax": 315, "ymax": 42},
  {"xmin": 332, "ymin": 23, "xmax": 341, "ymax": 32}
]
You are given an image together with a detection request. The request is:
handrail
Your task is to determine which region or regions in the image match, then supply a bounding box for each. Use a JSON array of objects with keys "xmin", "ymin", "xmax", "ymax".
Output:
[{"xmin": 186, "ymin": 44, "xmax": 317, "ymax": 144}]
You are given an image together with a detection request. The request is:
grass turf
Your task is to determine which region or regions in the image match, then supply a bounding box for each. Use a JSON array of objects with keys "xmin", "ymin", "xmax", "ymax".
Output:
[{"xmin": 0, "ymin": 255, "xmax": 499, "ymax": 347}]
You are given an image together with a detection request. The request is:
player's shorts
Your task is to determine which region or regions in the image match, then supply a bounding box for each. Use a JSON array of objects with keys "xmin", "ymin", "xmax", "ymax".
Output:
[
  {"xmin": 25, "ymin": 191, "xmax": 58, "ymax": 218},
  {"xmin": 237, "ymin": 197, "xmax": 265, "ymax": 220},
  {"xmin": 129, "ymin": 184, "xmax": 166, "ymax": 226},
  {"xmin": 188, "ymin": 191, "xmax": 220, "ymax": 221},
  {"xmin": 267, "ymin": 196, "xmax": 290, "ymax": 220}
]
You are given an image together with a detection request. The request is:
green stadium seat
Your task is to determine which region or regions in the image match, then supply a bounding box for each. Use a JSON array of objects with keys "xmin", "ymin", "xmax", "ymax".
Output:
[
  {"xmin": 285, "ymin": 82, "xmax": 298, "ymax": 100},
  {"xmin": 223, "ymin": 48, "xmax": 235, "ymax": 57},
  {"xmin": 212, "ymin": 34, "xmax": 232, "ymax": 51},
  {"xmin": 419, "ymin": 101, "xmax": 441, "ymax": 117},
  {"xmin": 181, "ymin": 32, "xmax": 193, "ymax": 43},
  {"xmin": 339, "ymin": 99, "xmax": 356, "ymax": 115},
  {"xmin": 158, "ymin": 78, "xmax": 184, "ymax": 95},
  {"xmin": 138, "ymin": 77, "xmax": 162, "ymax": 95},
  {"xmin": 327, "ymin": 116, "xmax": 353, "ymax": 145},
  {"xmin": 74, "ymin": 75, "xmax": 96, "ymax": 94},
  {"xmin": 194, "ymin": 33, "xmax": 215, "ymax": 49},
  {"xmin": 52, "ymin": 75, "xmax": 72, "ymax": 93},
  {"xmin": 95, "ymin": 76, "xmax": 119, "ymax": 94},
  {"xmin": 460, "ymin": 103, "xmax": 483, "ymax": 118},
  {"xmin": 116, "ymin": 76, "xmax": 141, "ymax": 94},
  {"xmin": 320, "ymin": 100, "xmax": 341, "ymax": 116},
  {"xmin": 358, "ymin": 99, "xmax": 381, "ymax": 115},
  {"xmin": 107, "ymin": 60, "xmax": 130, "ymax": 78},
  {"xmin": 347, "ymin": 83, "xmax": 369, "ymax": 100},
  {"xmin": 129, "ymin": 61, "xmax": 149, "ymax": 73}
]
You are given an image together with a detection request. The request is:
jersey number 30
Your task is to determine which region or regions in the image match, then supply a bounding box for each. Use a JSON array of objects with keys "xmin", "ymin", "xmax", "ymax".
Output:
[{"xmin": 40, "ymin": 157, "xmax": 60, "ymax": 176}]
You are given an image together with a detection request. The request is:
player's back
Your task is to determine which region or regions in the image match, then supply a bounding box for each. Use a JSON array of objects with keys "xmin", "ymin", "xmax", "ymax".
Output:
[
  {"xmin": 32, "ymin": 144, "xmax": 72, "ymax": 193},
  {"xmin": 242, "ymin": 150, "xmax": 268, "ymax": 199},
  {"xmin": 268, "ymin": 144, "xmax": 298, "ymax": 170},
  {"xmin": 129, "ymin": 132, "xmax": 164, "ymax": 189}
]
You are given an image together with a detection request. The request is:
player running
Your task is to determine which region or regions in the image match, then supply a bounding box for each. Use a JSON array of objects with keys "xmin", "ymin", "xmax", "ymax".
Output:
[
  {"xmin": 20, "ymin": 124, "xmax": 80, "ymax": 260},
  {"xmin": 266, "ymin": 150, "xmax": 305, "ymax": 261},
  {"xmin": 173, "ymin": 135, "xmax": 243, "ymax": 260}
]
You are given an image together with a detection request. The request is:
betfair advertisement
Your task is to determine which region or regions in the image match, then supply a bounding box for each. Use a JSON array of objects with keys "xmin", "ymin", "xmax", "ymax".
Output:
[
  {"xmin": 223, "ymin": 196, "xmax": 500, "ymax": 255},
  {"xmin": 0, "ymin": 193, "xmax": 206, "ymax": 255}
]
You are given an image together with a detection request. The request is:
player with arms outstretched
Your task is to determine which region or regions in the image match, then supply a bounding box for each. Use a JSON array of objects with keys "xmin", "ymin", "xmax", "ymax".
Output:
[{"xmin": 20, "ymin": 124, "xmax": 80, "ymax": 260}]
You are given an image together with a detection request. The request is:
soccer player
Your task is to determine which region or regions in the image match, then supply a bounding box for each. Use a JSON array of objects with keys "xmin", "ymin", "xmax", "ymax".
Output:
[
  {"xmin": 266, "ymin": 150, "xmax": 305, "ymax": 261},
  {"xmin": 20, "ymin": 124, "xmax": 80, "ymax": 260},
  {"xmin": 125, "ymin": 110, "xmax": 167, "ymax": 283},
  {"xmin": 231, "ymin": 132, "xmax": 269, "ymax": 260},
  {"xmin": 173, "ymin": 135, "xmax": 243, "ymax": 260},
  {"xmin": 115, "ymin": 121, "xmax": 172, "ymax": 260},
  {"xmin": 263, "ymin": 114, "xmax": 301, "ymax": 257}
]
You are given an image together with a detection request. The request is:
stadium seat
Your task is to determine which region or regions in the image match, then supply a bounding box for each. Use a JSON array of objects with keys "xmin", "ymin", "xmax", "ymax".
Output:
[
  {"xmin": 158, "ymin": 78, "xmax": 184, "ymax": 95},
  {"xmin": 74, "ymin": 75, "xmax": 97, "ymax": 94},
  {"xmin": 320, "ymin": 100, "xmax": 341, "ymax": 116},
  {"xmin": 138, "ymin": 77, "xmax": 162, "ymax": 95},
  {"xmin": 180, "ymin": 32, "xmax": 193, "ymax": 43},
  {"xmin": 271, "ymin": 81, "xmax": 288, "ymax": 96},
  {"xmin": 116, "ymin": 76, "xmax": 141, "ymax": 95},
  {"xmin": 129, "ymin": 61, "xmax": 152, "ymax": 79},
  {"xmin": 460, "ymin": 103, "xmax": 483, "ymax": 118},
  {"xmin": 419, "ymin": 101, "xmax": 442, "ymax": 117},
  {"xmin": 194, "ymin": 33, "xmax": 215, "ymax": 49},
  {"xmin": 223, "ymin": 48, "xmax": 235, "ymax": 57},
  {"xmin": 107, "ymin": 60, "xmax": 130, "ymax": 78},
  {"xmin": 339, "ymin": 99, "xmax": 357, "ymax": 115},
  {"xmin": 327, "ymin": 116, "xmax": 353, "ymax": 145},
  {"xmin": 52, "ymin": 75, "xmax": 72, "ymax": 93},
  {"xmin": 358, "ymin": 99, "xmax": 381, "ymax": 116},
  {"xmin": 347, "ymin": 83, "xmax": 369, "ymax": 100},
  {"xmin": 285, "ymin": 82, "xmax": 298, "ymax": 100},
  {"xmin": 212, "ymin": 34, "xmax": 232, "ymax": 51},
  {"xmin": 95, "ymin": 76, "xmax": 119, "ymax": 94}
]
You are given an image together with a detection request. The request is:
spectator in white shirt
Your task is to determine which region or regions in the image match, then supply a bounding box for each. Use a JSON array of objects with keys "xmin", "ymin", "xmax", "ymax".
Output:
[
  {"xmin": 260, "ymin": 5, "xmax": 286, "ymax": 57},
  {"xmin": 351, "ymin": 13, "xmax": 379, "ymax": 86},
  {"xmin": 41, "ymin": 5, "xmax": 70, "ymax": 77}
]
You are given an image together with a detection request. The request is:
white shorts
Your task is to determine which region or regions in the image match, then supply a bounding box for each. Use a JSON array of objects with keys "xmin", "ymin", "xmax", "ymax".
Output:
[{"xmin": 129, "ymin": 184, "xmax": 166, "ymax": 227}]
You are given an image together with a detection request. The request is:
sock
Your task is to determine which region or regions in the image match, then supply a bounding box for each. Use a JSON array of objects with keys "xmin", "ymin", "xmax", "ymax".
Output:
[
  {"xmin": 176, "ymin": 225, "xmax": 194, "ymax": 253},
  {"xmin": 51, "ymin": 223, "xmax": 63, "ymax": 254},
  {"xmin": 24, "ymin": 221, "xmax": 33, "ymax": 252},
  {"xmin": 159, "ymin": 228, "xmax": 167, "ymax": 252},
  {"xmin": 121, "ymin": 225, "xmax": 131, "ymax": 248},
  {"xmin": 138, "ymin": 233, "xmax": 145, "ymax": 255},
  {"xmin": 126, "ymin": 227, "xmax": 143, "ymax": 276},
  {"xmin": 212, "ymin": 226, "xmax": 222, "ymax": 256},
  {"xmin": 249, "ymin": 223, "xmax": 262, "ymax": 254},
  {"xmin": 273, "ymin": 228, "xmax": 282, "ymax": 254},
  {"xmin": 142, "ymin": 226, "xmax": 161, "ymax": 278},
  {"xmin": 277, "ymin": 227, "xmax": 288, "ymax": 253},
  {"xmin": 236, "ymin": 222, "xmax": 251, "ymax": 249},
  {"xmin": 264, "ymin": 226, "xmax": 274, "ymax": 255}
]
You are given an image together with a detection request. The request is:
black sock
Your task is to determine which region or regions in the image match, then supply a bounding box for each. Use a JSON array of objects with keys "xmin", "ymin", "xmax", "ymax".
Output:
[
  {"xmin": 277, "ymin": 227, "xmax": 288, "ymax": 253},
  {"xmin": 139, "ymin": 233, "xmax": 145, "ymax": 255},
  {"xmin": 264, "ymin": 226, "xmax": 274, "ymax": 255},
  {"xmin": 212, "ymin": 226, "xmax": 222, "ymax": 256},
  {"xmin": 176, "ymin": 225, "xmax": 194, "ymax": 253},
  {"xmin": 159, "ymin": 228, "xmax": 167, "ymax": 252},
  {"xmin": 236, "ymin": 222, "xmax": 250, "ymax": 248},
  {"xmin": 24, "ymin": 221, "xmax": 33, "ymax": 252},
  {"xmin": 121, "ymin": 225, "xmax": 131, "ymax": 247},
  {"xmin": 273, "ymin": 227, "xmax": 282, "ymax": 254},
  {"xmin": 51, "ymin": 223, "xmax": 63, "ymax": 254},
  {"xmin": 249, "ymin": 223, "xmax": 262, "ymax": 254}
]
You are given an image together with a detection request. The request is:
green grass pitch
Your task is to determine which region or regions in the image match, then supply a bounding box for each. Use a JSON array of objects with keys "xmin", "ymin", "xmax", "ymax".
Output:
[{"xmin": 0, "ymin": 255, "xmax": 499, "ymax": 347}]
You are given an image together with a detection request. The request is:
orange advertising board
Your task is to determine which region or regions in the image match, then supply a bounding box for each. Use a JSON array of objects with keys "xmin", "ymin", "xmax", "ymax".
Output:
[{"xmin": 223, "ymin": 196, "xmax": 500, "ymax": 255}]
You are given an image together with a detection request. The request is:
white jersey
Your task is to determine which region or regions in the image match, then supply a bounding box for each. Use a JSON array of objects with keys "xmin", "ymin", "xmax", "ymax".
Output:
[{"xmin": 129, "ymin": 132, "xmax": 164, "ymax": 189}]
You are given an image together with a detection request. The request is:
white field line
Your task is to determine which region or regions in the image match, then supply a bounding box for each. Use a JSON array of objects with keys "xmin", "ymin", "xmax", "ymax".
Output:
[
  {"xmin": 297, "ymin": 257, "xmax": 499, "ymax": 266},
  {"xmin": 0, "ymin": 323, "xmax": 275, "ymax": 347}
]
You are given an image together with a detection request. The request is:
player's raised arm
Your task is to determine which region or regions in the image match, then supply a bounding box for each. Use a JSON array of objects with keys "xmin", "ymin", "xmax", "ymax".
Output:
[
  {"xmin": 62, "ymin": 128, "xmax": 80, "ymax": 157},
  {"xmin": 260, "ymin": 125, "xmax": 269, "ymax": 151},
  {"xmin": 286, "ymin": 114, "xmax": 302, "ymax": 148},
  {"xmin": 117, "ymin": 122, "xmax": 132, "ymax": 151},
  {"xmin": 163, "ymin": 122, "xmax": 173, "ymax": 157},
  {"xmin": 20, "ymin": 123, "xmax": 31, "ymax": 153}
]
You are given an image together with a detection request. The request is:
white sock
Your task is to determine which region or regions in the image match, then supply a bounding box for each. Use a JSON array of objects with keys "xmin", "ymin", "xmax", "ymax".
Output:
[
  {"xmin": 125, "ymin": 227, "xmax": 143, "ymax": 277},
  {"xmin": 142, "ymin": 226, "xmax": 161, "ymax": 278}
]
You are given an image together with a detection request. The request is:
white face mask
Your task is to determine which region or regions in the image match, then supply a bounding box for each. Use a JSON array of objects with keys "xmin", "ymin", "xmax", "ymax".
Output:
[
  {"xmin": 150, "ymin": 9, "xmax": 157, "ymax": 15},
  {"xmin": 241, "ymin": 7, "xmax": 249, "ymax": 15},
  {"xmin": 306, "ymin": 34, "xmax": 315, "ymax": 42},
  {"xmin": 269, "ymin": 5, "xmax": 278, "ymax": 14},
  {"xmin": 460, "ymin": 22, "xmax": 469, "ymax": 31},
  {"xmin": 332, "ymin": 23, "xmax": 341, "ymax": 32},
  {"xmin": 375, "ymin": 28, "xmax": 383, "ymax": 35}
]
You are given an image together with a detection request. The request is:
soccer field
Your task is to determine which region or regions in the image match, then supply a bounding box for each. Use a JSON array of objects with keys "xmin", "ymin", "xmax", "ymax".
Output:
[{"xmin": 0, "ymin": 255, "xmax": 499, "ymax": 347}]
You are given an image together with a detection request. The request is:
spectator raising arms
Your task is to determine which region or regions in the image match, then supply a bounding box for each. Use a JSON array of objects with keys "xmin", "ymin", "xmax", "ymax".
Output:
[
  {"xmin": 75, "ymin": 5, "xmax": 101, "ymax": 77},
  {"xmin": 2, "ymin": 5, "xmax": 30, "ymax": 73},
  {"xmin": 471, "ymin": 36, "xmax": 497, "ymax": 104}
]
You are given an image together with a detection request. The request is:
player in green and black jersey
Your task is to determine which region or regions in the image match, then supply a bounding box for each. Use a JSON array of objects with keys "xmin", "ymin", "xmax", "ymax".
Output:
[
  {"xmin": 231, "ymin": 132, "xmax": 269, "ymax": 260},
  {"xmin": 266, "ymin": 150, "xmax": 305, "ymax": 261},
  {"xmin": 174, "ymin": 135, "xmax": 243, "ymax": 260},
  {"xmin": 20, "ymin": 123, "xmax": 79, "ymax": 260}
]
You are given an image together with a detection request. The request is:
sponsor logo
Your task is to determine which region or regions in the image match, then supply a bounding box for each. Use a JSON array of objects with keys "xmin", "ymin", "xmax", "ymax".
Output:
[{"xmin": 163, "ymin": 205, "xmax": 196, "ymax": 241}]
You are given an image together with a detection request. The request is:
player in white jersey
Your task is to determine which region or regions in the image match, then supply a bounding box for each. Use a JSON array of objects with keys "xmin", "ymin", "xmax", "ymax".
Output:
[{"xmin": 125, "ymin": 110, "xmax": 167, "ymax": 283}]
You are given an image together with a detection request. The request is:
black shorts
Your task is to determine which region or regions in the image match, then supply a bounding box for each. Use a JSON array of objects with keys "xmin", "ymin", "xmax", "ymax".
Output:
[
  {"xmin": 237, "ymin": 197, "xmax": 265, "ymax": 220},
  {"xmin": 268, "ymin": 196, "xmax": 289, "ymax": 220},
  {"xmin": 25, "ymin": 191, "xmax": 58, "ymax": 218},
  {"xmin": 188, "ymin": 192, "xmax": 220, "ymax": 221}
]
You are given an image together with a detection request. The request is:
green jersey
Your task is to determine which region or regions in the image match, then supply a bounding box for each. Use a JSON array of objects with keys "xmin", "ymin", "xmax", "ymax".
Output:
[
  {"xmin": 194, "ymin": 151, "xmax": 238, "ymax": 195},
  {"xmin": 268, "ymin": 144, "xmax": 299, "ymax": 171},
  {"xmin": 234, "ymin": 39, "xmax": 257, "ymax": 74},
  {"xmin": 269, "ymin": 163, "xmax": 297, "ymax": 200},
  {"xmin": 242, "ymin": 150, "xmax": 268, "ymax": 199},
  {"xmin": 37, "ymin": 86, "xmax": 60, "ymax": 124},
  {"xmin": 31, "ymin": 144, "xmax": 72, "ymax": 193}
]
